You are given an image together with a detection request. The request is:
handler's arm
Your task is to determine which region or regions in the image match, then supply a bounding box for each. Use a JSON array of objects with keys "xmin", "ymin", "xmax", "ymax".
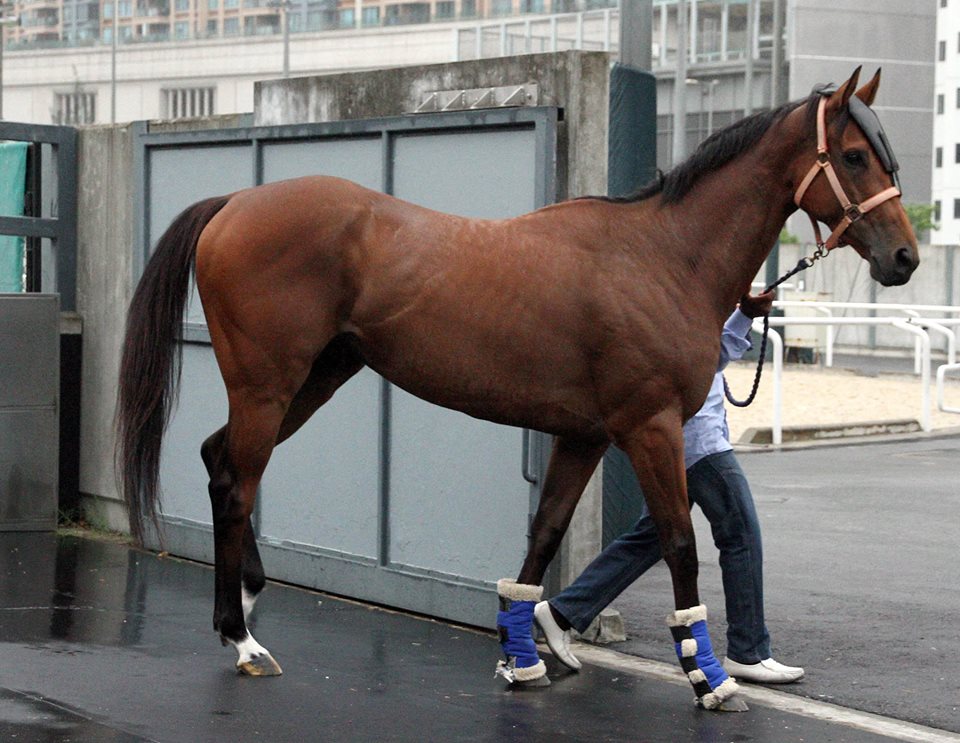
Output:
[{"xmin": 717, "ymin": 290, "xmax": 775, "ymax": 370}]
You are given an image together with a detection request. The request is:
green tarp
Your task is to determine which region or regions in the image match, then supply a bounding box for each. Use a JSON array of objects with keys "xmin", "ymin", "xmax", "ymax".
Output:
[{"xmin": 0, "ymin": 141, "xmax": 28, "ymax": 292}]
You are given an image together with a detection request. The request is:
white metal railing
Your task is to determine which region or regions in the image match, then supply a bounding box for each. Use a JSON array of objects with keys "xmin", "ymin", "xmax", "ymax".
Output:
[
  {"xmin": 745, "ymin": 314, "xmax": 939, "ymax": 445},
  {"xmin": 772, "ymin": 300, "xmax": 960, "ymax": 373},
  {"xmin": 936, "ymin": 363, "xmax": 960, "ymax": 415}
]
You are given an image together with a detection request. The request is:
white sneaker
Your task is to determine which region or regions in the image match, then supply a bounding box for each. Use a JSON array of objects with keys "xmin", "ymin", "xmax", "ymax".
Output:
[
  {"xmin": 722, "ymin": 656, "xmax": 804, "ymax": 684},
  {"xmin": 533, "ymin": 601, "xmax": 581, "ymax": 671}
]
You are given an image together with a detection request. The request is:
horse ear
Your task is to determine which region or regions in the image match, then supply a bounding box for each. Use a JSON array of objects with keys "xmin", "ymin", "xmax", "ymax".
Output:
[
  {"xmin": 855, "ymin": 68, "xmax": 881, "ymax": 107},
  {"xmin": 826, "ymin": 66, "xmax": 862, "ymax": 111}
]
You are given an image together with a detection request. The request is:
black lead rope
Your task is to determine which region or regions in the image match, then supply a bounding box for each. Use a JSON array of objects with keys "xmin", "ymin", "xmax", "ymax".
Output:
[{"xmin": 723, "ymin": 253, "xmax": 825, "ymax": 408}]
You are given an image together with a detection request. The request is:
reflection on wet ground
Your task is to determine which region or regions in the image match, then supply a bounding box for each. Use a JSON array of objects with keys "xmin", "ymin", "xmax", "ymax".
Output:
[{"xmin": 0, "ymin": 532, "xmax": 917, "ymax": 742}]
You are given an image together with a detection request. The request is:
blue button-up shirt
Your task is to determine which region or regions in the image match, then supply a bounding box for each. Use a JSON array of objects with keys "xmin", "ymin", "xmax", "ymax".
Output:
[{"xmin": 682, "ymin": 309, "xmax": 753, "ymax": 470}]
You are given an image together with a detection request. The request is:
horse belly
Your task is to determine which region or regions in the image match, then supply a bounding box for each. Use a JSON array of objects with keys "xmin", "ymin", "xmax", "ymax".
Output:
[{"xmin": 356, "ymin": 318, "xmax": 603, "ymax": 438}]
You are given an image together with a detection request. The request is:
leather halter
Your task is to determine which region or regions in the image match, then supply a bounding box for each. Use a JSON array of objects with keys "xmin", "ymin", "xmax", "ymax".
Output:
[{"xmin": 793, "ymin": 96, "xmax": 901, "ymax": 254}]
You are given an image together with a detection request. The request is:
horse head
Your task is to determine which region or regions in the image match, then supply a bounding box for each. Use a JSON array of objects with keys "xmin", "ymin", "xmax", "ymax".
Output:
[{"xmin": 790, "ymin": 67, "xmax": 919, "ymax": 286}]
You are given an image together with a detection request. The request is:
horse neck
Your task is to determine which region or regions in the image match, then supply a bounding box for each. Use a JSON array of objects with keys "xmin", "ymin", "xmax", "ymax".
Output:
[{"xmin": 653, "ymin": 124, "xmax": 805, "ymax": 319}]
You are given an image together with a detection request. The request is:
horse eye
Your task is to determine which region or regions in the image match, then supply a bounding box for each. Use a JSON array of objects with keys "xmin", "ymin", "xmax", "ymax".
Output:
[{"xmin": 843, "ymin": 150, "xmax": 865, "ymax": 167}]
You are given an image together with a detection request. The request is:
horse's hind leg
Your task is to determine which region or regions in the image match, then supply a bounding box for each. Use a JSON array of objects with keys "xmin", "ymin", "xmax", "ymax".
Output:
[
  {"xmin": 496, "ymin": 437, "xmax": 607, "ymax": 686},
  {"xmin": 202, "ymin": 399, "xmax": 288, "ymax": 676},
  {"xmin": 202, "ymin": 335, "xmax": 364, "ymax": 676},
  {"xmin": 201, "ymin": 428, "xmax": 265, "ymax": 624}
]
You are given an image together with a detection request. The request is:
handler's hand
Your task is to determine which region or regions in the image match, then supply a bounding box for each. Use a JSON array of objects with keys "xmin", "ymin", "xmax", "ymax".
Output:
[{"xmin": 739, "ymin": 289, "xmax": 775, "ymax": 319}]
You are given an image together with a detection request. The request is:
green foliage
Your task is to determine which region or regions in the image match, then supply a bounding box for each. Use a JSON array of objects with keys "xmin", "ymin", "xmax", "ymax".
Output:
[
  {"xmin": 778, "ymin": 227, "xmax": 800, "ymax": 244},
  {"xmin": 904, "ymin": 203, "xmax": 939, "ymax": 239}
]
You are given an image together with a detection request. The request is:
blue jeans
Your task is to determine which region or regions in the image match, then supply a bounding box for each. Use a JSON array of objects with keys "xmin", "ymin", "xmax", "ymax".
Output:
[{"xmin": 550, "ymin": 450, "xmax": 771, "ymax": 664}]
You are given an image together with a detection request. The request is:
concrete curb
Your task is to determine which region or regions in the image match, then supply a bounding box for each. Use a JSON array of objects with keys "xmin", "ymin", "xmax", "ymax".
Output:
[
  {"xmin": 734, "ymin": 423, "xmax": 960, "ymax": 453},
  {"xmin": 562, "ymin": 642, "xmax": 960, "ymax": 743}
]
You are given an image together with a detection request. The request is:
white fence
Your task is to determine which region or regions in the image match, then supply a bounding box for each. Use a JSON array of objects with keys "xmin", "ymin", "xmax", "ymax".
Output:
[{"xmin": 745, "ymin": 300, "xmax": 960, "ymax": 445}]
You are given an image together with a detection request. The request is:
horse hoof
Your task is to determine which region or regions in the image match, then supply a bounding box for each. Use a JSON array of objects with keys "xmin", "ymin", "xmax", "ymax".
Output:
[
  {"xmin": 237, "ymin": 653, "xmax": 283, "ymax": 677},
  {"xmin": 697, "ymin": 694, "xmax": 749, "ymax": 712},
  {"xmin": 511, "ymin": 674, "xmax": 551, "ymax": 689}
]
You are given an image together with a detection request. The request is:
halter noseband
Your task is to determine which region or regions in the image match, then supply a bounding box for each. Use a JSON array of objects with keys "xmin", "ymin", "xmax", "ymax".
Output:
[{"xmin": 793, "ymin": 95, "xmax": 901, "ymax": 254}]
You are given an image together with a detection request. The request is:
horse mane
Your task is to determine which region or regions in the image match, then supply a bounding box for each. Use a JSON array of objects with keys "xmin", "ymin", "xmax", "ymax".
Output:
[{"xmin": 590, "ymin": 93, "xmax": 820, "ymax": 206}]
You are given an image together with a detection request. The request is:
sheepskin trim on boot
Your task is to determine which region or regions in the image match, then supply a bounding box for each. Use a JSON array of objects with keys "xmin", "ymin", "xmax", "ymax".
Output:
[
  {"xmin": 698, "ymin": 677, "xmax": 740, "ymax": 710},
  {"xmin": 687, "ymin": 669, "xmax": 707, "ymax": 685},
  {"xmin": 665, "ymin": 604, "xmax": 708, "ymax": 628},
  {"xmin": 497, "ymin": 579, "xmax": 543, "ymax": 602},
  {"xmin": 679, "ymin": 639, "xmax": 698, "ymax": 658},
  {"xmin": 511, "ymin": 659, "xmax": 547, "ymax": 682}
]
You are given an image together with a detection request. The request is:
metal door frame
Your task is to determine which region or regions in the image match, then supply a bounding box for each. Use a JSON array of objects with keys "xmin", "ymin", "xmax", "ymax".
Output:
[
  {"xmin": 134, "ymin": 107, "xmax": 559, "ymax": 626},
  {"xmin": 0, "ymin": 122, "xmax": 78, "ymax": 311}
]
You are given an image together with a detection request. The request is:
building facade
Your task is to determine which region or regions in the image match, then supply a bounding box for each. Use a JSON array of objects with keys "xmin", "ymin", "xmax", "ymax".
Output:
[
  {"xmin": 4, "ymin": 0, "xmax": 610, "ymax": 48},
  {"xmin": 932, "ymin": 0, "xmax": 959, "ymax": 245},
  {"xmin": 0, "ymin": 0, "xmax": 937, "ymax": 215}
]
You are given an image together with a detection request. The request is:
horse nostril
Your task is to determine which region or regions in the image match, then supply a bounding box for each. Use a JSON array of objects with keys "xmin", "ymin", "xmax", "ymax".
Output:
[{"xmin": 895, "ymin": 246, "xmax": 917, "ymax": 270}]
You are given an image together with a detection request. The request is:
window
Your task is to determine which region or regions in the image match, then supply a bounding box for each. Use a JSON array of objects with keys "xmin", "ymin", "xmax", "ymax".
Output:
[
  {"xmin": 942, "ymin": 0, "xmax": 947, "ymax": 7},
  {"xmin": 938, "ymin": 93, "xmax": 945, "ymax": 114},
  {"xmin": 161, "ymin": 87, "xmax": 216, "ymax": 119},
  {"xmin": 223, "ymin": 16, "xmax": 238, "ymax": 33},
  {"xmin": 936, "ymin": 147, "xmax": 943, "ymax": 167},
  {"xmin": 934, "ymin": 201, "xmax": 941, "ymax": 223},
  {"xmin": 940, "ymin": 40, "xmax": 947, "ymax": 61},
  {"xmin": 957, "ymin": 87, "xmax": 960, "ymax": 108},
  {"xmin": 53, "ymin": 91, "xmax": 96, "ymax": 125},
  {"xmin": 103, "ymin": 2, "xmax": 113, "ymax": 17},
  {"xmin": 208, "ymin": 0, "xmax": 218, "ymax": 8},
  {"xmin": 175, "ymin": 0, "xmax": 189, "ymax": 9},
  {"xmin": 118, "ymin": 0, "xmax": 131, "ymax": 16},
  {"xmin": 175, "ymin": 20, "xmax": 189, "ymax": 37},
  {"xmin": 435, "ymin": 1, "xmax": 454, "ymax": 18},
  {"xmin": 955, "ymin": 199, "xmax": 960, "ymax": 220},
  {"xmin": 362, "ymin": 7, "xmax": 378, "ymax": 25},
  {"xmin": 956, "ymin": 143, "xmax": 960, "ymax": 164},
  {"xmin": 207, "ymin": 18, "xmax": 217, "ymax": 33}
]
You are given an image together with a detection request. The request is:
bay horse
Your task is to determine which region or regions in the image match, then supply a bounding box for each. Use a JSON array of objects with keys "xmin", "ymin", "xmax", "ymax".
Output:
[{"xmin": 117, "ymin": 67, "xmax": 917, "ymax": 709}]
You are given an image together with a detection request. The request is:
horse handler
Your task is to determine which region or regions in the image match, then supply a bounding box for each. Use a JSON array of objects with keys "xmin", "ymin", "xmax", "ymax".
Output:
[{"xmin": 535, "ymin": 290, "xmax": 805, "ymax": 686}]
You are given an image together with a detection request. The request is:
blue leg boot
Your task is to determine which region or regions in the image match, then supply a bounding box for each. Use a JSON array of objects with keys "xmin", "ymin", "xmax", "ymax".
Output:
[
  {"xmin": 495, "ymin": 579, "xmax": 549, "ymax": 686},
  {"xmin": 667, "ymin": 604, "xmax": 746, "ymax": 711}
]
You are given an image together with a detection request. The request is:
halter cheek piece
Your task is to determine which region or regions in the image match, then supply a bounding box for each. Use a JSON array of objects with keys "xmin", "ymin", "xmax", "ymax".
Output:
[{"xmin": 793, "ymin": 89, "xmax": 901, "ymax": 254}]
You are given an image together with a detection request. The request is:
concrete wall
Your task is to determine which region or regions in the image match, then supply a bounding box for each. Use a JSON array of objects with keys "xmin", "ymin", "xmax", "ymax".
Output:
[
  {"xmin": 255, "ymin": 50, "xmax": 611, "ymax": 200},
  {"xmin": 75, "ymin": 124, "xmax": 136, "ymax": 531}
]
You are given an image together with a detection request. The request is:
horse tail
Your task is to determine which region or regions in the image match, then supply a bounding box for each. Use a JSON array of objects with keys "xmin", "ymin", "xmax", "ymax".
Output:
[{"xmin": 116, "ymin": 195, "xmax": 230, "ymax": 544}]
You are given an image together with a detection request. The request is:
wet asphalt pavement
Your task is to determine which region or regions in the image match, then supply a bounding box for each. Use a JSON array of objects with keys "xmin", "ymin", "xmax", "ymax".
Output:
[
  {"xmin": 0, "ymin": 526, "xmax": 949, "ymax": 742},
  {"xmin": 609, "ymin": 434, "xmax": 960, "ymax": 735}
]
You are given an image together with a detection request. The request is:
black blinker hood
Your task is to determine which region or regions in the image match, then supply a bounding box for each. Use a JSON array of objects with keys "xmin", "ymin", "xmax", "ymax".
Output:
[{"xmin": 813, "ymin": 83, "xmax": 900, "ymax": 175}]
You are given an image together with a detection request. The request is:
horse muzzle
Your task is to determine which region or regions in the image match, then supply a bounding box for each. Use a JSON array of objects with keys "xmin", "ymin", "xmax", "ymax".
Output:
[{"xmin": 870, "ymin": 244, "xmax": 919, "ymax": 286}]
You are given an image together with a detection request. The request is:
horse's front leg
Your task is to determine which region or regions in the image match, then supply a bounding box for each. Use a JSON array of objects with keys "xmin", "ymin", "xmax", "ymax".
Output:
[
  {"xmin": 620, "ymin": 412, "xmax": 746, "ymax": 711},
  {"xmin": 495, "ymin": 436, "xmax": 607, "ymax": 686}
]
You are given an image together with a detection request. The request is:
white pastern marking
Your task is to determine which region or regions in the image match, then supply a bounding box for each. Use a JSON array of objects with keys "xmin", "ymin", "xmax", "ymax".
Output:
[{"xmin": 232, "ymin": 633, "xmax": 271, "ymax": 665}]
